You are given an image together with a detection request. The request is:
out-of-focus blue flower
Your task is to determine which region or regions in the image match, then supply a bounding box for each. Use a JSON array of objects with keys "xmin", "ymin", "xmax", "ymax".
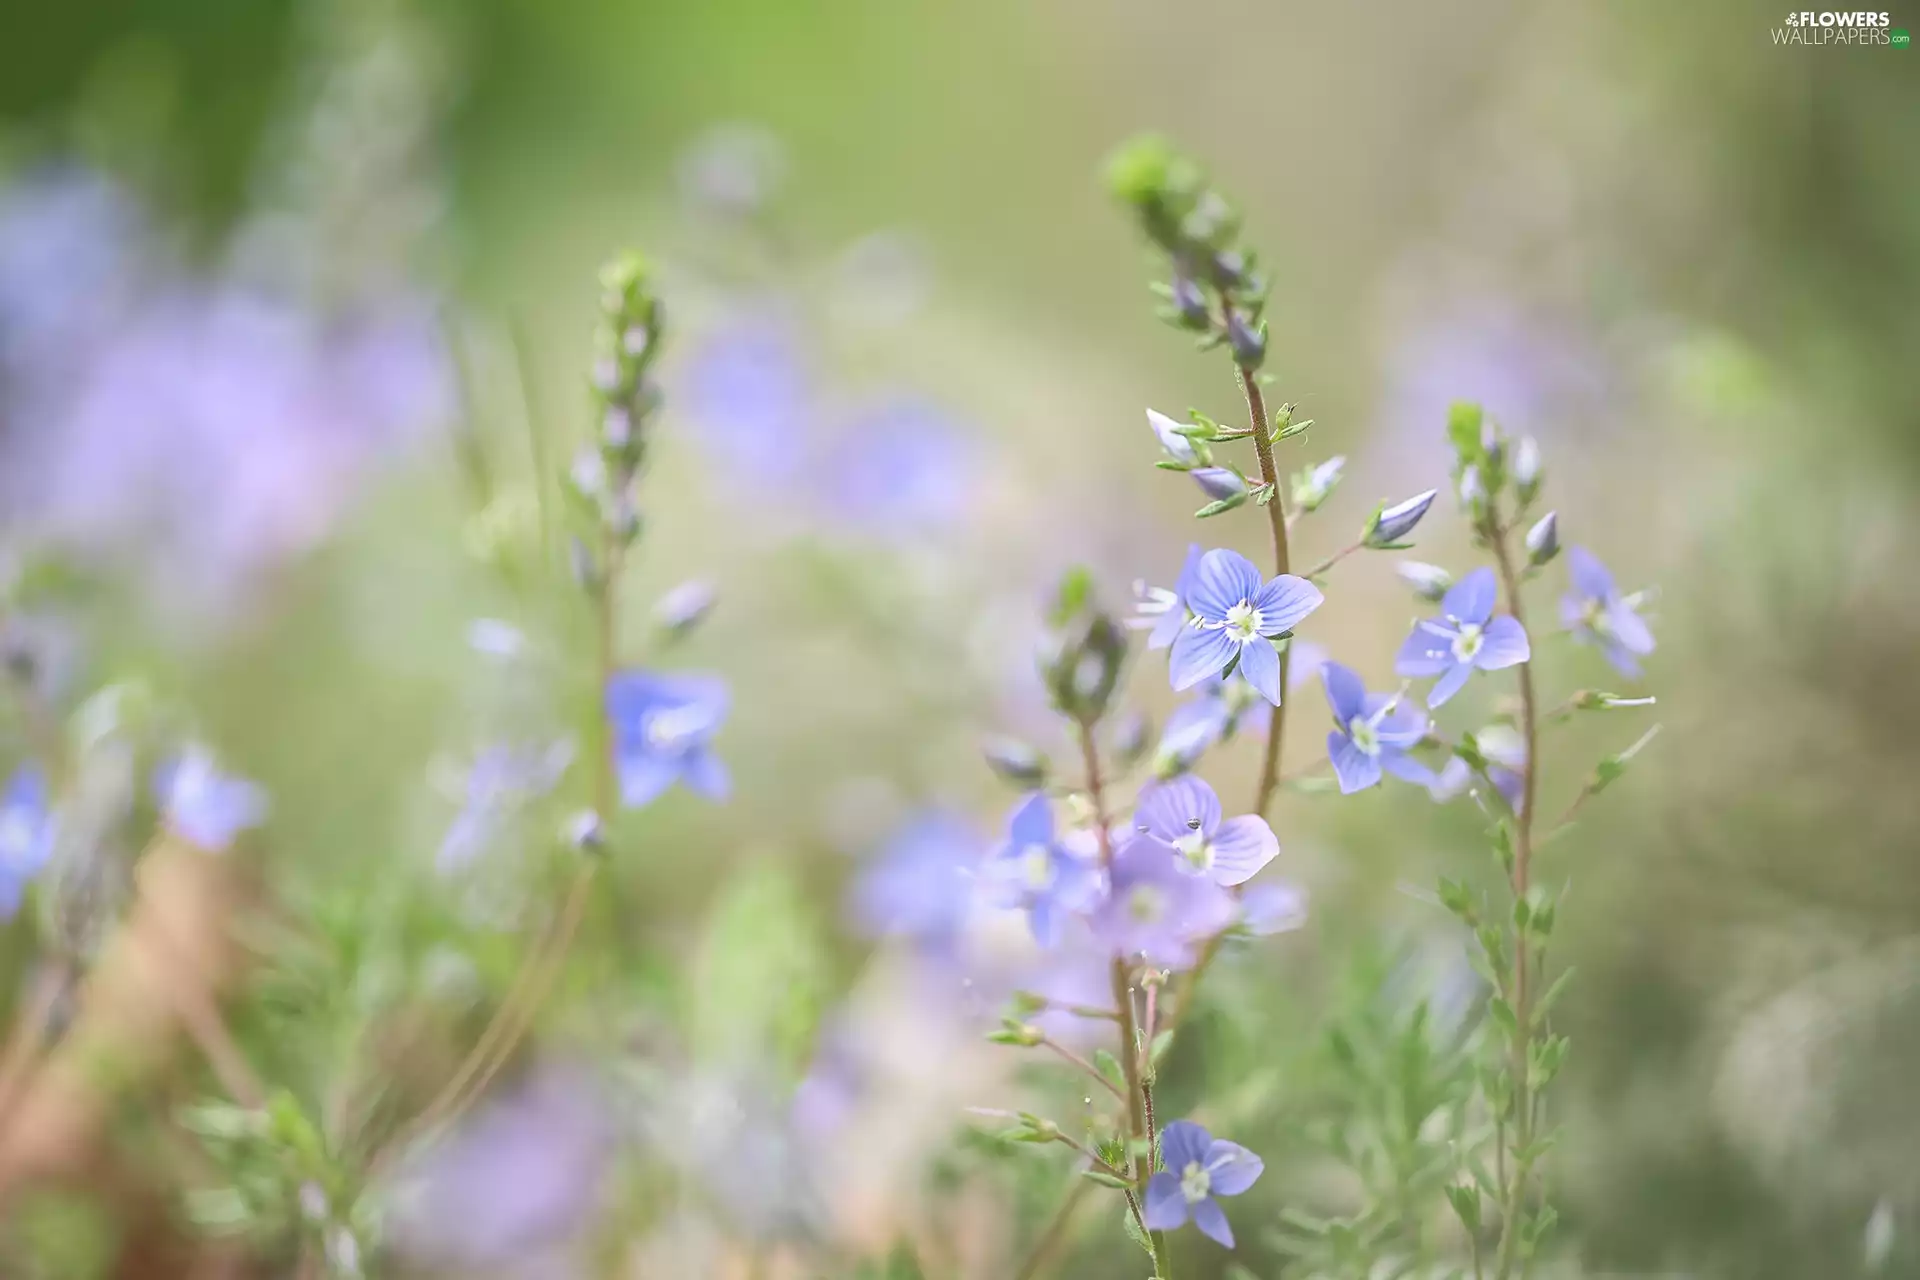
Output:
[
  {"xmin": 1428, "ymin": 726, "xmax": 1527, "ymax": 813},
  {"xmin": 1091, "ymin": 836, "xmax": 1234, "ymax": 967},
  {"xmin": 1147, "ymin": 408, "xmax": 1198, "ymax": 464},
  {"xmin": 1321, "ymin": 662, "xmax": 1432, "ymax": 794},
  {"xmin": 1142, "ymin": 1119, "xmax": 1264, "ymax": 1247},
  {"xmin": 987, "ymin": 794, "xmax": 1099, "ymax": 948},
  {"xmin": 1239, "ymin": 880, "xmax": 1307, "ymax": 935},
  {"xmin": 821, "ymin": 397, "xmax": 977, "ymax": 531},
  {"xmin": 791, "ymin": 1018, "xmax": 870, "ymax": 1140},
  {"xmin": 1561, "ymin": 546, "xmax": 1655, "ymax": 677},
  {"xmin": 850, "ymin": 811, "xmax": 981, "ymax": 958},
  {"xmin": 154, "ymin": 747, "xmax": 268, "ymax": 852},
  {"xmin": 1394, "ymin": 567, "xmax": 1530, "ymax": 708},
  {"xmin": 1156, "ymin": 643, "xmax": 1324, "ymax": 774},
  {"xmin": 387, "ymin": 1065, "xmax": 613, "ymax": 1270},
  {"xmin": 682, "ymin": 316, "xmax": 812, "ymax": 480},
  {"xmin": 1131, "ymin": 544, "xmax": 1201, "ymax": 651},
  {"xmin": 1132, "ymin": 775, "xmax": 1277, "ymax": 887},
  {"xmin": 606, "ymin": 671, "xmax": 731, "ymax": 808},
  {"xmin": 0, "ymin": 766, "xmax": 56, "ymax": 918},
  {"xmin": 438, "ymin": 741, "xmax": 575, "ymax": 872},
  {"xmin": 1169, "ymin": 549, "xmax": 1323, "ymax": 707}
]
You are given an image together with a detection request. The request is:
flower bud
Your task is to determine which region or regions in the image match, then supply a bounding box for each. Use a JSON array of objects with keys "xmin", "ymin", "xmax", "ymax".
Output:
[
  {"xmin": 1513, "ymin": 435, "xmax": 1542, "ymax": 502},
  {"xmin": 1291, "ymin": 457, "xmax": 1345, "ymax": 512},
  {"xmin": 1480, "ymin": 419, "xmax": 1506, "ymax": 478},
  {"xmin": 982, "ymin": 737, "xmax": 1048, "ymax": 788},
  {"xmin": 1457, "ymin": 465, "xmax": 1486, "ymax": 513},
  {"xmin": 1396, "ymin": 560, "xmax": 1454, "ymax": 602},
  {"xmin": 1147, "ymin": 408, "xmax": 1198, "ymax": 464},
  {"xmin": 1191, "ymin": 467, "xmax": 1247, "ymax": 503},
  {"xmin": 653, "ymin": 579, "xmax": 717, "ymax": 636},
  {"xmin": 1169, "ymin": 275, "xmax": 1209, "ymax": 330},
  {"xmin": 565, "ymin": 809, "xmax": 605, "ymax": 853},
  {"xmin": 1225, "ymin": 311, "xmax": 1266, "ymax": 370},
  {"xmin": 1525, "ymin": 511, "xmax": 1560, "ymax": 565},
  {"xmin": 1367, "ymin": 488, "xmax": 1437, "ymax": 547},
  {"xmin": 1038, "ymin": 596, "xmax": 1128, "ymax": 725}
]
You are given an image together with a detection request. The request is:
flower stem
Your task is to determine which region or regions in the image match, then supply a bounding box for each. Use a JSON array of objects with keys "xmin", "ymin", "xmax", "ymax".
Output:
[{"xmin": 1488, "ymin": 509, "xmax": 1541, "ymax": 1280}]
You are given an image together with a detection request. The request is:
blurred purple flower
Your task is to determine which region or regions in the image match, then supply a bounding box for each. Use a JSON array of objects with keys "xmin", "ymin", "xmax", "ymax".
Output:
[
  {"xmin": 1169, "ymin": 549, "xmax": 1323, "ymax": 706},
  {"xmin": 439, "ymin": 740, "xmax": 575, "ymax": 872},
  {"xmin": 791, "ymin": 1018, "xmax": 870, "ymax": 1139},
  {"xmin": 987, "ymin": 794, "xmax": 1100, "ymax": 948},
  {"xmin": 1562, "ymin": 546, "xmax": 1655, "ymax": 677},
  {"xmin": 850, "ymin": 811, "xmax": 982, "ymax": 958},
  {"xmin": 1131, "ymin": 544, "xmax": 1201, "ymax": 651},
  {"xmin": 605, "ymin": 670, "xmax": 730, "ymax": 808},
  {"xmin": 1133, "ymin": 775, "xmax": 1277, "ymax": 887},
  {"xmin": 1239, "ymin": 880, "xmax": 1307, "ymax": 936},
  {"xmin": 682, "ymin": 315, "xmax": 812, "ymax": 480},
  {"xmin": 154, "ymin": 746, "xmax": 268, "ymax": 852},
  {"xmin": 820, "ymin": 397, "xmax": 977, "ymax": 531},
  {"xmin": 1091, "ymin": 836, "xmax": 1233, "ymax": 967},
  {"xmin": 388, "ymin": 1065, "xmax": 613, "ymax": 1269},
  {"xmin": 0, "ymin": 766, "xmax": 56, "ymax": 918},
  {"xmin": 1428, "ymin": 726, "xmax": 1527, "ymax": 813},
  {"xmin": 1394, "ymin": 567, "xmax": 1529, "ymax": 708},
  {"xmin": 1142, "ymin": 1119, "xmax": 1264, "ymax": 1247},
  {"xmin": 1321, "ymin": 662, "xmax": 1432, "ymax": 793}
]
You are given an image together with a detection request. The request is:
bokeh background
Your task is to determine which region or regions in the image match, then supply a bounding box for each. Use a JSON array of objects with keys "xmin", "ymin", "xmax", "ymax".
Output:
[{"xmin": 1, "ymin": 0, "xmax": 1917, "ymax": 1275}]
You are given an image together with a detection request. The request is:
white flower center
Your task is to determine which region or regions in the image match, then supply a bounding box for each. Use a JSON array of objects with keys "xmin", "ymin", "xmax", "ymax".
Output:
[
  {"xmin": 645, "ymin": 706, "xmax": 707, "ymax": 751},
  {"xmin": 1021, "ymin": 844, "xmax": 1056, "ymax": 892},
  {"xmin": 1174, "ymin": 831, "xmax": 1212, "ymax": 872},
  {"xmin": 1127, "ymin": 885, "xmax": 1167, "ymax": 924},
  {"xmin": 1180, "ymin": 1160, "xmax": 1211, "ymax": 1203},
  {"xmin": 1222, "ymin": 600, "xmax": 1264, "ymax": 641},
  {"xmin": 1582, "ymin": 598, "xmax": 1614, "ymax": 637},
  {"xmin": 1348, "ymin": 716, "xmax": 1380, "ymax": 757},
  {"xmin": 1450, "ymin": 623, "xmax": 1484, "ymax": 663}
]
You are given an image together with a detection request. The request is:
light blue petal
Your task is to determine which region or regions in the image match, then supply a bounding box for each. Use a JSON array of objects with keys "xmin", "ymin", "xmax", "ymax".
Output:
[
  {"xmin": 1427, "ymin": 661, "xmax": 1475, "ymax": 708},
  {"xmin": 1170, "ymin": 625, "xmax": 1236, "ymax": 692},
  {"xmin": 1475, "ymin": 615, "xmax": 1531, "ymax": 670},
  {"xmin": 1192, "ymin": 1197, "xmax": 1234, "ymax": 1247},
  {"xmin": 1208, "ymin": 816, "xmax": 1277, "ymax": 886},
  {"xmin": 1186, "ymin": 549, "xmax": 1263, "ymax": 621},
  {"xmin": 1320, "ymin": 662, "xmax": 1367, "ymax": 724},
  {"xmin": 684, "ymin": 750, "xmax": 731, "ymax": 799},
  {"xmin": 1252, "ymin": 574, "xmax": 1323, "ymax": 634},
  {"xmin": 1568, "ymin": 545, "xmax": 1614, "ymax": 600},
  {"xmin": 1007, "ymin": 792, "xmax": 1054, "ymax": 845},
  {"xmin": 1237, "ymin": 639, "xmax": 1282, "ymax": 707},
  {"xmin": 1205, "ymin": 1139, "xmax": 1265, "ymax": 1197},
  {"xmin": 1440, "ymin": 567, "xmax": 1498, "ymax": 626},
  {"xmin": 617, "ymin": 753, "xmax": 679, "ymax": 808},
  {"xmin": 1136, "ymin": 775, "xmax": 1220, "ymax": 843},
  {"xmin": 1395, "ymin": 624, "xmax": 1453, "ymax": 677},
  {"xmin": 1143, "ymin": 1171, "xmax": 1187, "ymax": 1231},
  {"xmin": 1159, "ymin": 1120, "xmax": 1212, "ymax": 1171},
  {"xmin": 1328, "ymin": 733, "xmax": 1382, "ymax": 794}
]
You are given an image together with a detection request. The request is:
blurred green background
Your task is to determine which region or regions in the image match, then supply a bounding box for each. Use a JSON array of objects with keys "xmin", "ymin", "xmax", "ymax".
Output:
[{"xmin": 2, "ymin": 0, "xmax": 1918, "ymax": 1276}]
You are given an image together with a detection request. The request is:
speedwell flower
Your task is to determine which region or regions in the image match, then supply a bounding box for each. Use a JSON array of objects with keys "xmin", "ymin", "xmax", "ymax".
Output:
[
  {"xmin": 987, "ymin": 793, "xmax": 1099, "ymax": 948},
  {"xmin": 1130, "ymin": 544, "xmax": 1201, "ymax": 651},
  {"xmin": 0, "ymin": 766, "xmax": 55, "ymax": 918},
  {"xmin": 154, "ymin": 746, "xmax": 268, "ymax": 852},
  {"xmin": 1143, "ymin": 1119, "xmax": 1265, "ymax": 1247},
  {"xmin": 605, "ymin": 670, "xmax": 730, "ymax": 807},
  {"xmin": 1132, "ymin": 775, "xmax": 1277, "ymax": 886},
  {"xmin": 1394, "ymin": 567, "xmax": 1529, "ymax": 708},
  {"xmin": 1562, "ymin": 546, "xmax": 1655, "ymax": 677},
  {"xmin": 1091, "ymin": 835, "xmax": 1234, "ymax": 967},
  {"xmin": 1169, "ymin": 549, "xmax": 1322, "ymax": 707},
  {"xmin": 1321, "ymin": 662, "xmax": 1432, "ymax": 793}
]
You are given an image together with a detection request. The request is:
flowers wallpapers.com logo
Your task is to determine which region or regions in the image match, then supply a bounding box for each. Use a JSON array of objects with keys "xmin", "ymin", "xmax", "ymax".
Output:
[{"xmin": 1773, "ymin": 9, "xmax": 1906, "ymax": 42}]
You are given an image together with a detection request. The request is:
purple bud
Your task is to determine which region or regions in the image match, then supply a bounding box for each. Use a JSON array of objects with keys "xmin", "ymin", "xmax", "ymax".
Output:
[
  {"xmin": 1513, "ymin": 436, "xmax": 1542, "ymax": 498},
  {"xmin": 1225, "ymin": 311, "xmax": 1266, "ymax": 370},
  {"xmin": 1395, "ymin": 560, "xmax": 1453, "ymax": 602},
  {"xmin": 1525, "ymin": 511, "xmax": 1560, "ymax": 565},
  {"xmin": 1457, "ymin": 465, "xmax": 1486, "ymax": 512},
  {"xmin": 1147, "ymin": 408, "xmax": 1198, "ymax": 464},
  {"xmin": 1170, "ymin": 276, "xmax": 1209, "ymax": 330},
  {"xmin": 1191, "ymin": 467, "xmax": 1247, "ymax": 503},
  {"xmin": 1368, "ymin": 488, "xmax": 1437, "ymax": 546}
]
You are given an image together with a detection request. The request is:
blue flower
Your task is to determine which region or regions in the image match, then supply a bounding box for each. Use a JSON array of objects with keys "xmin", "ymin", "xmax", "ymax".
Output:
[
  {"xmin": 987, "ymin": 794, "xmax": 1100, "ymax": 948},
  {"xmin": 1320, "ymin": 662, "xmax": 1432, "ymax": 793},
  {"xmin": 605, "ymin": 671, "xmax": 730, "ymax": 807},
  {"xmin": 1428, "ymin": 726, "xmax": 1527, "ymax": 812},
  {"xmin": 851, "ymin": 811, "xmax": 981, "ymax": 957},
  {"xmin": 154, "ymin": 747, "xmax": 268, "ymax": 852},
  {"xmin": 0, "ymin": 766, "xmax": 56, "ymax": 918},
  {"xmin": 1561, "ymin": 546, "xmax": 1655, "ymax": 677},
  {"xmin": 1143, "ymin": 1119, "xmax": 1264, "ymax": 1247},
  {"xmin": 1394, "ymin": 567, "xmax": 1530, "ymax": 708},
  {"xmin": 1132, "ymin": 775, "xmax": 1278, "ymax": 887},
  {"xmin": 1238, "ymin": 880, "xmax": 1307, "ymax": 935},
  {"xmin": 1169, "ymin": 549, "xmax": 1323, "ymax": 706},
  {"xmin": 1131, "ymin": 544, "xmax": 1201, "ymax": 651},
  {"xmin": 1090, "ymin": 836, "xmax": 1234, "ymax": 967}
]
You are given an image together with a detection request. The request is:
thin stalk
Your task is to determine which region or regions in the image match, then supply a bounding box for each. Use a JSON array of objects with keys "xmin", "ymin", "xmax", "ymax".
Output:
[{"xmin": 1488, "ymin": 509, "xmax": 1542, "ymax": 1280}]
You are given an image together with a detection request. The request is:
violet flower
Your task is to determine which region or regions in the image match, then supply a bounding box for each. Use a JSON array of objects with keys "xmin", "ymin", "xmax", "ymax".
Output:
[
  {"xmin": 1168, "ymin": 549, "xmax": 1323, "ymax": 706},
  {"xmin": 1132, "ymin": 775, "xmax": 1278, "ymax": 887},
  {"xmin": 605, "ymin": 671, "xmax": 730, "ymax": 807},
  {"xmin": 1320, "ymin": 662, "xmax": 1432, "ymax": 793},
  {"xmin": 851, "ymin": 811, "xmax": 982, "ymax": 958},
  {"xmin": 1394, "ymin": 567, "xmax": 1529, "ymax": 708},
  {"xmin": 154, "ymin": 747, "xmax": 268, "ymax": 852},
  {"xmin": 0, "ymin": 766, "xmax": 56, "ymax": 918},
  {"xmin": 1142, "ymin": 1119, "xmax": 1264, "ymax": 1247},
  {"xmin": 1562, "ymin": 546, "xmax": 1655, "ymax": 677},
  {"xmin": 1090, "ymin": 836, "xmax": 1234, "ymax": 967},
  {"xmin": 987, "ymin": 794, "xmax": 1100, "ymax": 948},
  {"xmin": 1130, "ymin": 544, "xmax": 1201, "ymax": 651}
]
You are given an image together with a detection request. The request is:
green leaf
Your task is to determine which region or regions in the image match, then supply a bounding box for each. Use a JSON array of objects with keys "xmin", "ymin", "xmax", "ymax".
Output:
[
  {"xmin": 1149, "ymin": 1029, "xmax": 1175, "ymax": 1068},
  {"xmin": 1445, "ymin": 1183, "xmax": 1482, "ymax": 1233},
  {"xmin": 1092, "ymin": 1048, "xmax": 1128, "ymax": 1094},
  {"xmin": 1535, "ymin": 967, "xmax": 1577, "ymax": 1021},
  {"xmin": 1081, "ymin": 1169, "xmax": 1133, "ymax": 1189}
]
